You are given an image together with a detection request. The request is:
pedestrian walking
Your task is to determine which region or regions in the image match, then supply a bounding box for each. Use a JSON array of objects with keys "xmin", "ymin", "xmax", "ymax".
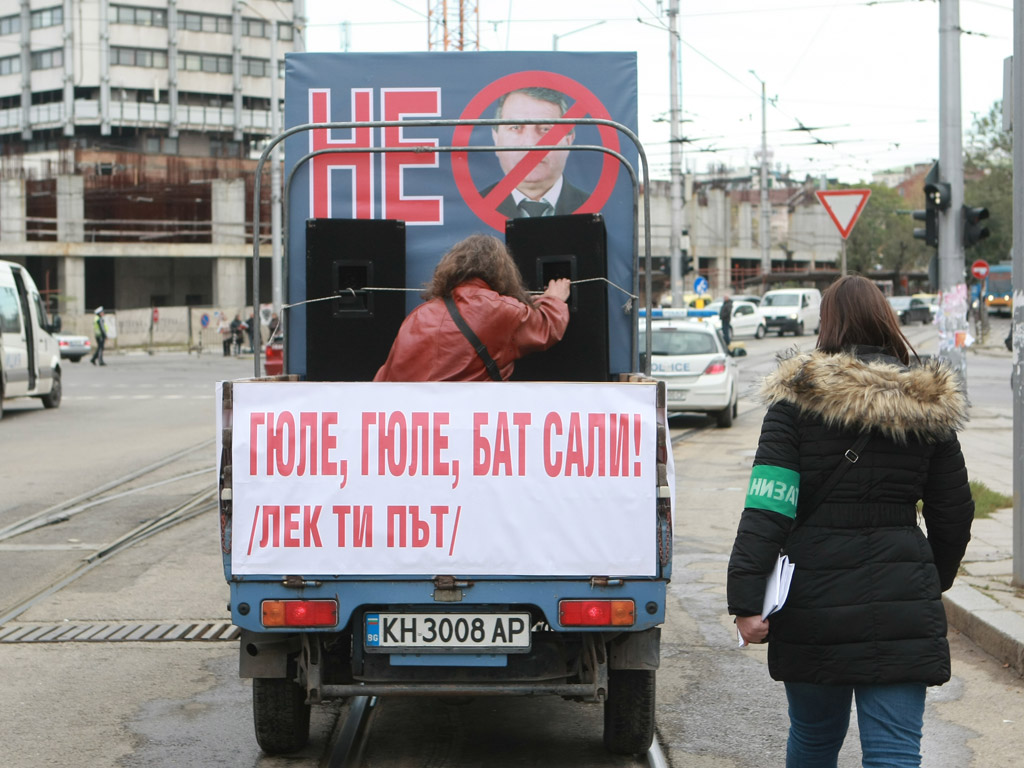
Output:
[
  {"xmin": 245, "ymin": 312, "xmax": 256, "ymax": 353},
  {"xmin": 727, "ymin": 274, "xmax": 974, "ymax": 766},
  {"xmin": 719, "ymin": 294, "xmax": 733, "ymax": 347},
  {"xmin": 90, "ymin": 306, "xmax": 107, "ymax": 366}
]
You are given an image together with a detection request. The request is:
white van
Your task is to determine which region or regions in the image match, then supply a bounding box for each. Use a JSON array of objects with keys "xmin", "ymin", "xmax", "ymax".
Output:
[
  {"xmin": 759, "ymin": 287, "xmax": 822, "ymax": 337},
  {"xmin": 0, "ymin": 260, "xmax": 63, "ymax": 419}
]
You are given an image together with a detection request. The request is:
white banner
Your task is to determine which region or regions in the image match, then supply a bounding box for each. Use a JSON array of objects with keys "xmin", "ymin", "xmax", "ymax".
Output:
[{"xmin": 226, "ymin": 381, "xmax": 658, "ymax": 576}]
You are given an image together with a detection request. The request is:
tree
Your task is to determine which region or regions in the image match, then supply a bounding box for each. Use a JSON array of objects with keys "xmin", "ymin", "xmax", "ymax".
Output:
[
  {"xmin": 844, "ymin": 183, "xmax": 930, "ymax": 274},
  {"xmin": 963, "ymin": 101, "xmax": 1011, "ymax": 265}
]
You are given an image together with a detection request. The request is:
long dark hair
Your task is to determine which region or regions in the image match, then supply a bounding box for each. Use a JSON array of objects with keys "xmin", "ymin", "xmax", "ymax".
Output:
[
  {"xmin": 816, "ymin": 275, "xmax": 917, "ymax": 365},
  {"xmin": 423, "ymin": 234, "xmax": 534, "ymax": 306}
]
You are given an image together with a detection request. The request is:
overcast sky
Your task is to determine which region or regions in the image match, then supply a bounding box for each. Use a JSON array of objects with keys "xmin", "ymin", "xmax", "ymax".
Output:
[{"xmin": 301, "ymin": 0, "xmax": 1012, "ymax": 184}]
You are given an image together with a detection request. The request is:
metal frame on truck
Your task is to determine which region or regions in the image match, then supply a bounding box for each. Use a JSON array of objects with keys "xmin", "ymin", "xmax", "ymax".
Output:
[{"xmin": 220, "ymin": 119, "xmax": 670, "ymax": 757}]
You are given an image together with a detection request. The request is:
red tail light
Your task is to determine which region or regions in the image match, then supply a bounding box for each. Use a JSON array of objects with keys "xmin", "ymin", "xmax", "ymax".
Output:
[
  {"xmin": 558, "ymin": 599, "xmax": 635, "ymax": 627},
  {"xmin": 703, "ymin": 359, "xmax": 726, "ymax": 375},
  {"xmin": 261, "ymin": 599, "xmax": 338, "ymax": 628}
]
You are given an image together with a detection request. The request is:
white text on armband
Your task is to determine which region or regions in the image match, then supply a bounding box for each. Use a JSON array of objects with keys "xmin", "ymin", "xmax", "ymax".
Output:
[{"xmin": 744, "ymin": 465, "xmax": 800, "ymax": 518}]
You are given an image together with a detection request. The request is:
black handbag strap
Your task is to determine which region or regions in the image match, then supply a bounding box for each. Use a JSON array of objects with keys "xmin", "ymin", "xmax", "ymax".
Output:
[
  {"xmin": 793, "ymin": 432, "xmax": 871, "ymax": 530},
  {"xmin": 444, "ymin": 296, "xmax": 502, "ymax": 382}
]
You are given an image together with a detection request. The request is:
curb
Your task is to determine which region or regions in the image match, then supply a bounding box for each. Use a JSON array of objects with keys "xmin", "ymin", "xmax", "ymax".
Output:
[{"xmin": 943, "ymin": 584, "xmax": 1024, "ymax": 677}]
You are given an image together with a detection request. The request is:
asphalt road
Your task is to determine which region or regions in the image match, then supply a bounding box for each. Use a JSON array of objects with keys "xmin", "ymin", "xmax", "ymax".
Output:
[{"xmin": 0, "ymin": 333, "xmax": 1020, "ymax": 767}]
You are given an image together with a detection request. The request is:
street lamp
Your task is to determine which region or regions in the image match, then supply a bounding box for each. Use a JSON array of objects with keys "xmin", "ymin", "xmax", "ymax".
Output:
[
  {"xmin": 749, "ymin": 70, "xmax": 771, "ymax": 277},
  {"xmin": 552, "ymin": 20, "xmax": 605, "ymax": 51},
  {"xmin": 240, "ymin": 1, "xmax": 286, "ymax": 320}
]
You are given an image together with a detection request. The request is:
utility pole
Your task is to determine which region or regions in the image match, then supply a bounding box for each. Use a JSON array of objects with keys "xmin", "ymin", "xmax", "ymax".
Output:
[
  {"xmin": 668, "ymin": 0, "xmax": 684, "ymax": 307},
  {"xmin": 938, "ymin": 0, "xmax": 967, "ymax": 381},
  {"xmin": 750, "ymin": 71, "xmax": 770, "ymax": 277},
  {"xmin": 1011, "ymin": 0, "xmax": 1023, "ymax": 586}
]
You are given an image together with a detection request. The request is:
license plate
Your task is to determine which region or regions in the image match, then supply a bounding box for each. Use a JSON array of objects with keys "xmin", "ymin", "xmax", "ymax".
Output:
[
  {"xmin": 667, "ymin": 390, "xmax": 688, "ymax": 401},
  {"xmin": 364, "ymin": 612, "xmax": 531, "ymax": 652}
]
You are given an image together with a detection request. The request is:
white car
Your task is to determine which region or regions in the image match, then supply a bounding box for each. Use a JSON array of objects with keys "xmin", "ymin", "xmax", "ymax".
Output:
[
  {"xmin": 641, "ymin": 319, "xmax": 746, "ymax": 428},
  {"xmin": 702, "ymin": 300, "xmax": 767, "ymax": 339},
  {"xmin": 55, "ymin": 332, "xmax": 92, "ymax": 362}
]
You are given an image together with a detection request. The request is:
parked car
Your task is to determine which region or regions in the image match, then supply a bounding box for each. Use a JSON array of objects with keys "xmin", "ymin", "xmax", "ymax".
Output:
[
  {"xmin": 702, "ymin": 300, "xmax": 767, "ymax": 339},
  {"xmin": 888, "ymin": 295, "xmax": 933, "ymax": 325},
  {"xmin": 264, "ymin": 333, "xmax": 284, "ymax": 376},
  {"xmin": 55, "ymin": 332, "xmax": 91, "ymax": 362},
  {"xmin": 759, "ymin": 287, "xmax": 821, "ymax": 336},
  {"xmin": 641, "ymin": 319, "xmax": 746, "ymax": 428}
]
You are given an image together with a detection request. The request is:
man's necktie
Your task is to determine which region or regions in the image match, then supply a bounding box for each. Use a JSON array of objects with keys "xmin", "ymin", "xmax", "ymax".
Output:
[{"xmin": 518, "ymin": 199, "xmax": 553, "ymax": 218}]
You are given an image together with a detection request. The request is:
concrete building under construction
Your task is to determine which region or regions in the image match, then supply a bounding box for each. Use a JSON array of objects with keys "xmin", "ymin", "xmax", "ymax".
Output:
[{"xmin": 0, "ymin": 0, "xmax": 303, "ymax": 315}]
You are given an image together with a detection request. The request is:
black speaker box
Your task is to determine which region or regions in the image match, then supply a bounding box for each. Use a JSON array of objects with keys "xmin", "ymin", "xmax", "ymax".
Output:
[
  {"xmin": 505, "ymin": 213, "xmax": 609, "ymax": 382},
  {"xmin": 305, "ymin": 218, "xmax": 406, "ymax": 381}
]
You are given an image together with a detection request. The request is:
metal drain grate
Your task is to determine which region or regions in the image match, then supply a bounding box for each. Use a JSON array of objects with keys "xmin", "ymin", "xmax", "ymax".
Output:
[{"xmin": 0, "ymin": 621, "xmax": 240, "ymax": 643}]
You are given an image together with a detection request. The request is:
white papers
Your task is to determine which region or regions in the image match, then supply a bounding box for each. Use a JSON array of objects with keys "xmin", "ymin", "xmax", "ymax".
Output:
[
  {"xmin": 737, "ymin": 554, "xmax": 795, "ymax": 648},
  {"xmin": 761, "ymin": 554, "xmax": 794, "ymax": 619}
]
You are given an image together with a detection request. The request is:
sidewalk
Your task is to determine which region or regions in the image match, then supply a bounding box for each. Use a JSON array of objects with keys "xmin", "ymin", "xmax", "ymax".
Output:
[{"xmin": 938, "ymin": 341, "xmax": 1024, "ymax": 676}]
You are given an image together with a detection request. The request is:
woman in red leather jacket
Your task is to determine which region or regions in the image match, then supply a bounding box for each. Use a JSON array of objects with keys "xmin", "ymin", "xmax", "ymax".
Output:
[{"xmin": 374, "ymin": 234, "xmax": 571, "ymax": 382}]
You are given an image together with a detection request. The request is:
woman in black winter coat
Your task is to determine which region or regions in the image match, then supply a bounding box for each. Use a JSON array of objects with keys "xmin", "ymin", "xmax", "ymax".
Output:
[{"xmin": 728, "ymin": 275, "xmax": 974, "ymax": 767}]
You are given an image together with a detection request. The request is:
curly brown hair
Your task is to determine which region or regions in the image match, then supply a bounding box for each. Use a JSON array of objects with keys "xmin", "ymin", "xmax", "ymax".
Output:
[
  {"xmin": 422, "ymin": 234, "xmax": 534, "ymax": 306},
  {"xmin": 816, "ymin": 275, "xmax": 917, "ymax": 365}
]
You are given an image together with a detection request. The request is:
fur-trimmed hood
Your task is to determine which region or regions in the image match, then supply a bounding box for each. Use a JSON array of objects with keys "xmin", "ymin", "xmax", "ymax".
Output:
[{"xmin": 761, "ymin": 349, "xmax": 968, "ymax": 443}]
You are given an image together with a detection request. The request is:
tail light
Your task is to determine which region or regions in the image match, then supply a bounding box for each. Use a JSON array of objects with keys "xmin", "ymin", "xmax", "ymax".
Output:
[
  {"xmin": 261, "ymin": 599, "xmax": 338, "ymax": 628},
  {"xmin": 703, "ymin": 358, "xmax": 726, "ymax": 375},
  {"xmin": 558, "ymin": 599, "xmax": 635, "ymax": 627}
]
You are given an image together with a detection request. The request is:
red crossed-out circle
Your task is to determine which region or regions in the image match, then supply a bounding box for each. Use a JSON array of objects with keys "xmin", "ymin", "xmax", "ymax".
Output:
[{"xmin": 452, "ymin": 71, "xmax": 622, "ymax": 232}]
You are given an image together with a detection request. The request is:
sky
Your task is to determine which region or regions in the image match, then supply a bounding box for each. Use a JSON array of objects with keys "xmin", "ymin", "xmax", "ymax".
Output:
[{"xmin": 301, "ymin": 0, "xmax": 1013, "ymax": 184}]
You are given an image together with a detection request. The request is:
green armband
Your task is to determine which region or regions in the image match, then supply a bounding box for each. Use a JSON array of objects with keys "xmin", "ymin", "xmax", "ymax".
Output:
[{"xmin": 745, "ymin": 465, "xmax": 800, "ymax": 518}]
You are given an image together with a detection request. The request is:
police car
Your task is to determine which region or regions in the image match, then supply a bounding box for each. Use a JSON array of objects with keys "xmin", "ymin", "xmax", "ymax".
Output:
[{"xmin": 640, "ymin": 310, "xmax": 745, "ymax": 428}]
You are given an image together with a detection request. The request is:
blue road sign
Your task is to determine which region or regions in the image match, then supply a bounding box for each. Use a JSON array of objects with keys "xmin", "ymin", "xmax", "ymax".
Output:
[{"xmin": 694, "ymin": 276, "xmax": 709, "ymax": 295}]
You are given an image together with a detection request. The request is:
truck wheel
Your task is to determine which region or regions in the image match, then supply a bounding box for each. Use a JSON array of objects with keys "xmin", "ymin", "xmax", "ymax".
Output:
[
  {"xmin": 603, "ymin": 669, "xmax": 656, "ymax": 755},
  {"xmin": 755, "ymin": 324, "xmax": 766, "ymax": 339},
  {"xmin": 794, "ymin": 321, "xmax": 805, "ymax": 337},
  {"xmin": 40, "ymin": 370, "xmax": 61, "ymax": 409},
  {"xmin": 253, "ymin": 677, "xmax": 311, "ymax": 755}
]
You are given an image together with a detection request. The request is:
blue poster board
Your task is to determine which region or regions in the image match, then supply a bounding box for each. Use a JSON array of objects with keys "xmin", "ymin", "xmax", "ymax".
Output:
[{"xmin": 283, "ymin": 52, "xmax": 639, "ymax": 375}]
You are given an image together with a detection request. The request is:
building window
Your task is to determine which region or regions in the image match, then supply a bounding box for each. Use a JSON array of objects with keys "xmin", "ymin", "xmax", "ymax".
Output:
[
  {"xmin": 31, "ymin": 49, "xmax": 63, "ymax": 71},
  {"xmin": 112, "ymin": 6, "xmax": 168, "ymax": 27},
  {"xmin": 178, "ymin": 12, "xmax": 231, "ymax": 34},
  {"xmin": 0, "ymin": 14, "xmax": 20, "ymax": 36},
  {"xmin": 278, "ymin": 24, "xmax": 293, "ymax": 41},
  {"xmin": 111, "ymin": 47, "xmax": 168, "ymax": 69},
  {"xmin": 0, "ymin": 55, "xmax": 20, "ymax": 76},
  {"xmin": 242, "ymin": 57, "xmax": 271, "ymax": 77},
  {"xmin": 177, "ymin": 52, "xmax": 232, "ymax": 74},
  {"xmin": 30, "ymin": 7, "xmax": 63, "ymax": 30}
]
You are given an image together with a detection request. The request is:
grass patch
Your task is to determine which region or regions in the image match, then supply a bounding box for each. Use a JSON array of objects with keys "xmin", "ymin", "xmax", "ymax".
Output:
[
  {"xmin": 969, "ymin": 480, "xmax": 1012, "ymax": 520},
  {"xmin": 916, "ymin": 480, "xmax": 1010, "ymax": 520}
]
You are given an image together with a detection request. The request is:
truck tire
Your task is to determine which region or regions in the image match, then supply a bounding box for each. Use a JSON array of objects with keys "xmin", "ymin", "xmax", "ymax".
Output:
[
  {"xmin": 40, "ymin": 370, "xmax": 61, "ymax": 409},
  {"xmin": 253, "ymin": 676, "xmax": 311, "ymax": 755},
  {"xmin": 603, "ymin": 669, "xmax": 655, "ymax": 755}
]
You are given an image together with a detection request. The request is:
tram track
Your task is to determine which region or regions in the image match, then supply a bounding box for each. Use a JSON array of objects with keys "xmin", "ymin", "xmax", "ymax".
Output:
[
  {"xmin": 0, "ymin": 439, "xmax": 220, "ymax": 631},
  {"xmin": 0, "ymin": 438, "xmax": 216, "ymax": 542}
]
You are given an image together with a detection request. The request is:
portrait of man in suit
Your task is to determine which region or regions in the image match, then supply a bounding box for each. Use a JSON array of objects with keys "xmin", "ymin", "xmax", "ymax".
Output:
[{"xmin": 484, "ymin": 87, "xmax": 589, "ymax": 219}]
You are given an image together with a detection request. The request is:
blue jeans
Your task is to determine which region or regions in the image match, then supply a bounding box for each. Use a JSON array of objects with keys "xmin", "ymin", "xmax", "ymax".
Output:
[{"xmin": 785, "ymin": 681, "xmax": 926, "ymax": 768}]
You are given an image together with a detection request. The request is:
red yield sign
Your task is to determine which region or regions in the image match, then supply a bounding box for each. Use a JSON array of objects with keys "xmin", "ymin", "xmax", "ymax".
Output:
[
  {"xmin": 815, "ymin": 189, "xmax": 871, "ymax": 240},
  {"xmin": 971, "ymin": 259, "xmax": 990, "ymax": 280}
]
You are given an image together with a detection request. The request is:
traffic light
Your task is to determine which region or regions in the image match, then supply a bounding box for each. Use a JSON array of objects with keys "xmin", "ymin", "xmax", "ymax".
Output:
[
  {"xmin": 963, "ymin": 205, "xmax": 990, "ymax": 249},
  {"xmin": 912, "ymin": 163, "xmax": 949, "ymax": 249},
  {"xmin": 681, "ymin": 249, "xmax": 692, "ymax": 275},
  {"xmin": 912, "ymin": 209, "xmax": 937, "ymax": 248}
]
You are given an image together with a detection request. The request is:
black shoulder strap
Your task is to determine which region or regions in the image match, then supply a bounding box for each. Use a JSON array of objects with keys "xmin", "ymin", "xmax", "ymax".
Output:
[
  {"xmin": 444, "ymin": 296, "xmax": 502, "ymax": 382},
  {"xmin": 793, "ymin": 432, "xmax": 871, "ymax": 530}
]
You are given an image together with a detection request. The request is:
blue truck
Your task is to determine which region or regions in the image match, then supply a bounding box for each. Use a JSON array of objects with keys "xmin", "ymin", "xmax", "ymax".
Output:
[{"xmin": 217, "ymin": 118, "xmax": 671, "ymax": 757}]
